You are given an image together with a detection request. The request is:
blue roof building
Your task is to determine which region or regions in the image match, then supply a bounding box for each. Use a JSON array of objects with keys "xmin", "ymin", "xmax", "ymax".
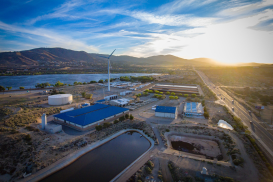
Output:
[
  {"xmin": 54, "ymin": 104, "xmax": 129, "ymax": 129},
  {"xmin": 155, "ymin": 106, "xmax": 177, "ymax": 119}
]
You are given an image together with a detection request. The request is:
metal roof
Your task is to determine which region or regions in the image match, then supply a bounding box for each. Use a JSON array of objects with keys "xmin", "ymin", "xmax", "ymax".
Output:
[
  {"xmin": 95, "ymin": 99, "xmax": 106, "ymax": 102},
  {"xmin": 155, "ymin": 106, "xmax": 176, "ymax": 113},
  {"xmin": 54, "ymin": 104, "xmax": 129, "ymax": 126}
]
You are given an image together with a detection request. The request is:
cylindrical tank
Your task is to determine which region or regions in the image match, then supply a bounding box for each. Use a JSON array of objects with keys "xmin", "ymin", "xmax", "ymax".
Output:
[{"xmin": 48, "ymin": 94, "xmax": 73, "ymax": 105}]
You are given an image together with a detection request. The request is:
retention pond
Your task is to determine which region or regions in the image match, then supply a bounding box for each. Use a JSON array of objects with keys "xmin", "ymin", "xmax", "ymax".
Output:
[{"xmin": 40, "ymin": 131, "xmax": 151, "ymax": 182}]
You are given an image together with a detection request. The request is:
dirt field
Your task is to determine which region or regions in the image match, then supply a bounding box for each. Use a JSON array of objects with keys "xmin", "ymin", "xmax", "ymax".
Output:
[{"xmin": 169, "ymin": 135, "xmax": 221, "ymax": 158}]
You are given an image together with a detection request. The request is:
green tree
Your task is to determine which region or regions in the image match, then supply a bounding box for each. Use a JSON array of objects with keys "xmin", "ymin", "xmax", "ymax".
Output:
[
  {"xmin": 184, "ymin": 94, "xmax": 189, "ymax": 97},
  {"xmin": 171, "ymin": 92, "xmax": 175, "ymax": 96},
  {"xmin": 90, "ymin": 81, "xmax": 97, "ymax": 84},
  {"xmin": 191, "ymin": 94, "xmax": 197, "ymax": 98},
  {"xmin": 129, "ymin": 114, "xmax": 134, "ymax": 120},
  {"xmin": 74, "ymin": 82, "xmax": 78, "ymax": 85},
  {"xmin": 105, "ymin": 79, "xmax": 108, "ymax": 82},
  {"xmin": 166, "ymin": 91, "xmax": 170, "ymax": 95},
  {"xmin": 98, "ymin": 79, "xmax": 103, "ymax": 83},
  {"xmin": 81, "ymin": 92, "xmax": 86, "ymax": 98},
  {"xmin": 55, "ymin": 81, "xmax": 64, "ymax": 87},
  {"xmin": 114, "ymin": 120, "xmax": 119, "ymax": 124},
  {"xmin": 0, "ymin": 85, "xmax": 6, "ymax": 91},
  {"xmin": 19, "ymin": 86, "xmax": 25, "ymax": 90},
  {"xmin": 83, "ymin": 82, "xmax": 87, "ymax": 85},
  {"xmin": 169, "ymin": 96, "xmax": 174, "ymax": 100},
  {"xmin": 6, "ymin": 86, "xmax": 12, "ymax": 90},
  {"xmin": 174, "ymin": 96, "xmax": 178, "ymax": 100},
  {"xmin": 178, "ymin": 93, "xmax": 183, "ymax": 96},
  {"xmin": 125, "ymin": 113, "xmax": 129, "ymax": 119},
  {"xmin": 148, "ymin": 90, "xmax": 154, "ymax": 93}
]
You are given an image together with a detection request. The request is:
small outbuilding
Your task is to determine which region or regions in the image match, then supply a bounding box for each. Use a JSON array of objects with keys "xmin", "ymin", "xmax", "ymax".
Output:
[{"xmin": 155, "ymin": 106, "xmax": 177, "ymax": 119}]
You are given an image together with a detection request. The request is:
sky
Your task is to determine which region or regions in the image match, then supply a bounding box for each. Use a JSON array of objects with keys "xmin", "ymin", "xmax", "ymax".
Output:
[{"xmin": 0, "ymin": 0, "xmax": 273, "ymax": 64}]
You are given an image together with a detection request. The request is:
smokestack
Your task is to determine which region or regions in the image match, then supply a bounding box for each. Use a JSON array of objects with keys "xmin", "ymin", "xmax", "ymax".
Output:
[{"xmin": 41, "ymin": 113, "xmax": 47, "ymax": 130}]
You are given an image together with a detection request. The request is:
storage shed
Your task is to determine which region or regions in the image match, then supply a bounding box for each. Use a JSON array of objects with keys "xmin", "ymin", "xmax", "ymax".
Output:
[{"xmin": 155, "ymin": 106, "xmax": 177, "ymax": 119}]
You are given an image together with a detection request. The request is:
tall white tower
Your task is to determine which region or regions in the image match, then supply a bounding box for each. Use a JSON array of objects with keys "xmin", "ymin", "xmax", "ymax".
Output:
[{"xmin": 108, "ymin": 49, "xmax": 116, "ymax": 92}]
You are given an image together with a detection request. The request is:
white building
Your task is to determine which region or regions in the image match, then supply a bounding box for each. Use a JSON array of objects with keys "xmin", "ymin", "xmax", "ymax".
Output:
[
  {"xmin": 120, "ymin": 91, "xmax": 132, "ymax": 96},
  {"xmin": 104, "ymin": 95, "xmax": 118, "ymax": 101},
  {"xmin": 155, "ymin": 106, "xmax": 177, "ymax": 119},
  {"xmin": 109, "ymin": 98, "xmax": 130, "ymax": 107}
]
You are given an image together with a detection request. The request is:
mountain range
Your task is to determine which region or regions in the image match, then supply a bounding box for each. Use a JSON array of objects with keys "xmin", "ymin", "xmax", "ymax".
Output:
[{"xmin": 0, "ymin": 47, "xmax": 265, "ymax": 67}]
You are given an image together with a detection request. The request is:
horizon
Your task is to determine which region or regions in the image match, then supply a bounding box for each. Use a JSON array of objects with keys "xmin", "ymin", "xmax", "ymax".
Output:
[{"xmin": 0, "ymin": 0, "xmax": 273, "ymax": 64}]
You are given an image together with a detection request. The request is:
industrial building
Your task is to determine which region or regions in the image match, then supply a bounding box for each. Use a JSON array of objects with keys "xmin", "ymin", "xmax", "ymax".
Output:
[
  {"xmin": 155, "ymin": 106, "xmax": 177, "ymax": 119},
  {"xmin": 109, "ymin": 98, "xmax": 131, "ymax": 107},
  {"xmin": 183, "ymin": 102, "xmax": 204, "ymax": 116},
  {"xmin": 120, "ymin": 91, "xmax": 132, "ymax": 96},
  {"xmin": 151, "ymin": 84, "xmax": 199, "ymax": 95},
  {"xmin": 104, "ymin": 95, "xmax": 118, "ymax": 101},
  {"xmin": 54, "ymin": 104, "xmax": 129, "ymax": 130},
  {"xmin": 48, "ymin": 94, "xmax": 73, "ymax": 105}
]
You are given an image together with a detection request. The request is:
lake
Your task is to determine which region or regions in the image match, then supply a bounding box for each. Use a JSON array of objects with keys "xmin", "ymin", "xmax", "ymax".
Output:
[
  {"xmin": 0, "ymin": 73, "xmax": 158, "ymax": 90},
  {"xmin": 40, "ymin": 131, "xmax": 151, "ymax": 182}
]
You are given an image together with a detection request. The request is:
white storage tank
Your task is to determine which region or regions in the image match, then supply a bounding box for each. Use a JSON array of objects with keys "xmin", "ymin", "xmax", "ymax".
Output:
[{"xmin": 48, "ymin": 94, "xmax": 73, "ymax": 105}]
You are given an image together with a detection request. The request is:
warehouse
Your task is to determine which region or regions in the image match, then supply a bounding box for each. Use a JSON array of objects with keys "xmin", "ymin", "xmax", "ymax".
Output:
[
  {"xmin": 54, "ymin": 104, "xmax": 129, "ymax": 130},
  {"xmin": 183, "ymin": 102, "xmax": 204, "ymax": 116},
  {"xmin": 155, "ymin": 106, "xmax": 177, "ymax": 119},
  {"xmin": 151, "ymin": 84, "xmax": 199, "ymax": 95}
]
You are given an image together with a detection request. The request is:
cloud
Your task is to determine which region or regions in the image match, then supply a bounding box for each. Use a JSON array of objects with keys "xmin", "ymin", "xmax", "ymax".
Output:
[
  {"xmin": 125, "ymin": 8, "xmax": 273, "ymax": 64},
  {"xmin": 0, "ymin": 21, "xmax": 99, "ymax": 52}
]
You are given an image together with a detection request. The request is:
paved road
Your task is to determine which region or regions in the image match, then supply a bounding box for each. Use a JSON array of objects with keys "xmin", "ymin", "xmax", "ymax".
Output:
[{"xmin": 195, "ymin": 69, "xmax": 273, "ymax": 160}]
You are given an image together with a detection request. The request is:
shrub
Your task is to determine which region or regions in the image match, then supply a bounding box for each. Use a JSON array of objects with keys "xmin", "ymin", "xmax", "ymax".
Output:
[
  {"xmin": 90, "ymin": 81, "xmax": 97, "ymax": 83},
  {"xmin": 160, "ymin": 92, "xmax": 163, "ymax": 94},
  {"xmin": 191, "ymin": 94, "xmax": 197, "ymax": 98},
  {"xmin": 201, "ymin": 100, "xmax": 205, "ymax": 106},
  {"xmin": 204, "ymin": 112, "xmax": 209, "ymax": 119},
  {"xmin": 145, "ymin": 166, "xmax": 152, "ymax": 174},
  {"xmin": 166, "ymin": 129, "xmax": 170, "ymax": 132},
  {"xmin": 119, "ymin": 116, "xmax": 125, "ymax": 122},
  {"xmin": 19, "ymin": 86, "xmax": 25, "ymax": 90},
  {"xmin": 174, "ymin": 96, "xmax": 178, "ymax": 100},
  {"xmin": 171, "ymin": 92, "xmax": 175, "ymax": 96},
  {"xmin": 146, "ymin": 161, "xmax": 154, "ymax": 169},
  {"xmin": 149, "ymin": 90, "xmax": 154, "ymax": 93},
  {"xmin": 98, "ymin": 79, "xmax": 103, "ymax": 83},
  {"xmin": 81, "ymin": 92, "xmax": 86, "ymax": 98},
  {"xmin": 166, "ymin": 91, "xmax": 170, "ymax": 95},
  {"xmin": 95, "ymin": 125, "xmax": 103, "ymax": 131},
  {"xmin": 85, "ymin": 94, "xmax": 93, "ymax": 99},
  {"xmin": 103, "ymin": 122, "xmax": 111, "ymax": 128},
  {"xmin": 184, "ymin": 94, "xmax": 189, "ymax": 97},
  {"xmin": 169, "ymin": 96, "xmax": 174, "ymax": 100},
  {"xmin": 114, "ymin": 120, "xmax": 119, "ymax": 124},
  {"xmin": 130, "ymin": 114, "xmax": 134, "ymax": 120},
  {"xmin": 179, "ymin": 93, "xmax": 183, "ymax": 96},
  {"xmin": 125, "ymin": 114, "xmax": 129, "ymax": 119},
  {"xmin": 155, "ymin": 90, "xmax": 159, "ymax": 93},
  {"xmin": 24, "ymin": 134, "xmax": 32, "ymax": 141}
]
